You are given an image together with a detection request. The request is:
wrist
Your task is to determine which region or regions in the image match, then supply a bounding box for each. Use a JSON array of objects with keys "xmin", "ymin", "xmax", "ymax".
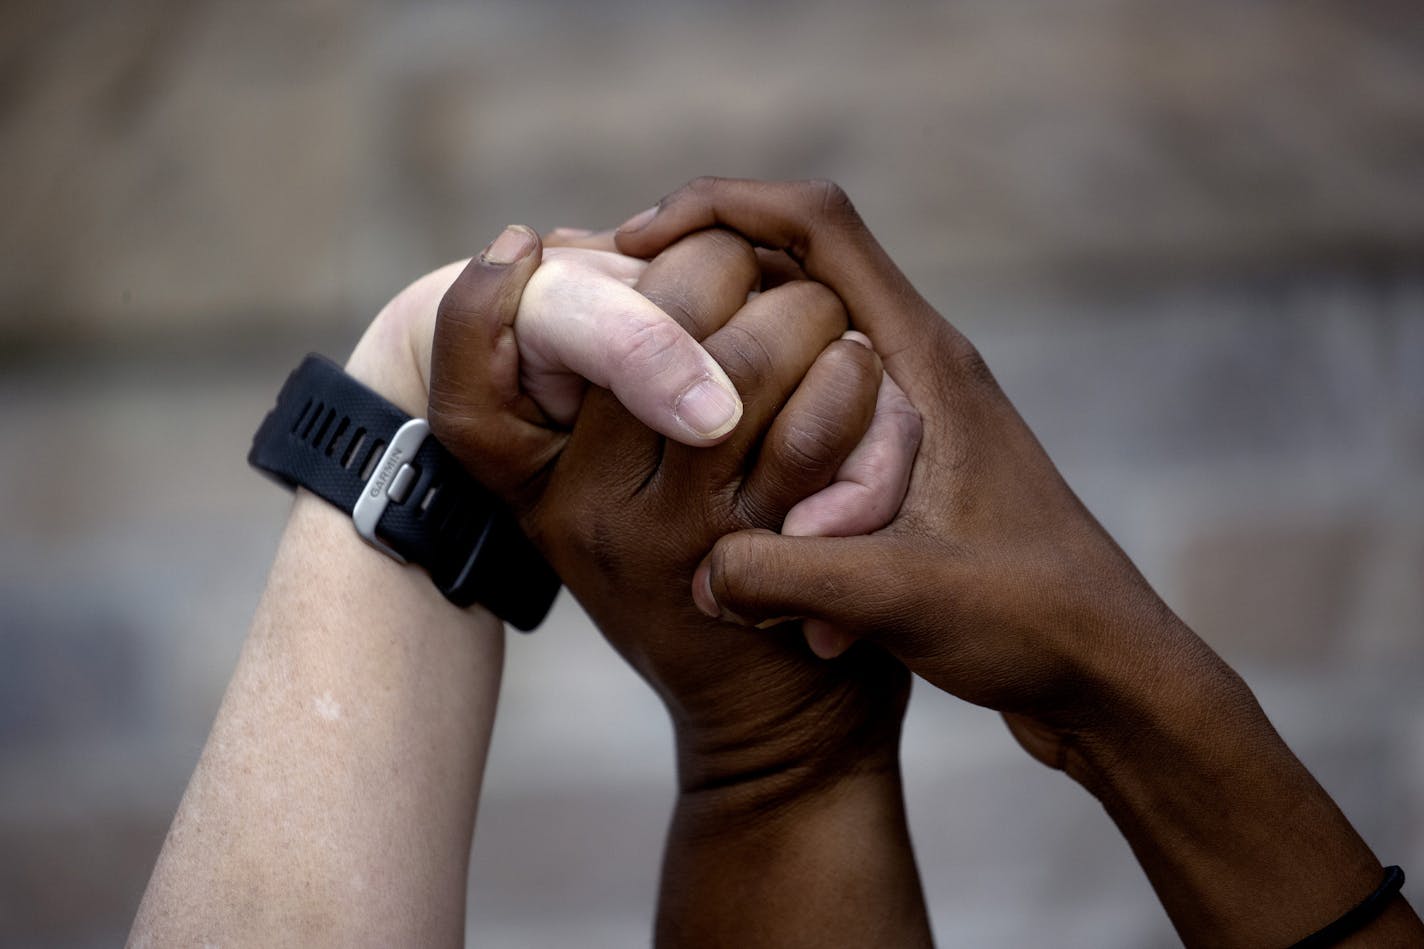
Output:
[
  {"xmin": 1054, "ymin": 614, "xmax": 1258, "ymax": 798},
  {"xmin": 1052, "ymin": 616, "xmax": 1389, "ymax": 944},
  {"xmin": 672, "ymin": 699, "xmax": 905, "ymax": 817},
  {"xmin": 344, "ymin": 308, "xmax": 429, "ymax": 418},
  {"xmin": 344, "ymin": 260, "xmax": 471, "ymax": 418},
  {"xmin": 254, "ymin": 351, "xmax": 539, "ymax": 624},
  {"xmin": 660, "ymin": 763, "xmax": 933, "ymax": 948},
  {"xmin": 285, "ymin": 488, "xmax": 502, "ymax": 630}
]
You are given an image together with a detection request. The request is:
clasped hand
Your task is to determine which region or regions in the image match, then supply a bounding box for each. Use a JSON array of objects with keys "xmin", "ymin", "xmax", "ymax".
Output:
[
  {"xmin": 412, "ymin": 183, "xmax": 1226, "ymax": 793},
  {"xmin": 138, "ymin": 179, "xmax": 1418, "ymax": 949},
  {"xmin": 412, "ymin": 224, "xmax": 924, "ymax": 796}
]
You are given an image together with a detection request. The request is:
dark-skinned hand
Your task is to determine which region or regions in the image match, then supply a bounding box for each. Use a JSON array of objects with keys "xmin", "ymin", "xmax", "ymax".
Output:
[
  {"xmin": 428, "ymin": 227, "xmax": 915, "ymax": 795},
  {"xmin": 611, "ymin": 177, "xmax": 1422, "ymax": 948}
]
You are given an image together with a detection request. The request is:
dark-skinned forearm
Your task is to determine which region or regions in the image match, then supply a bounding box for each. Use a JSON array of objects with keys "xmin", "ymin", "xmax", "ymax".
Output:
[
  {"xmin": 657, "ymin": 762, "xmax": 933, "ymax": 949},
  {"xmin": 1068, "ymin": 619, "xmax": 1420, "ymax": 947}
]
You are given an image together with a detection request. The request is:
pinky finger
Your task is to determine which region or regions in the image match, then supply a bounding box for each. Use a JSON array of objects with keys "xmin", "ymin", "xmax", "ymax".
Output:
[
  {"xmin": 780, "ymin": 368, "xmax": 921, "ymax": 538},
  {"xmin": 776, "ymin": 346, "xmax": 921, "ymax": 659}
]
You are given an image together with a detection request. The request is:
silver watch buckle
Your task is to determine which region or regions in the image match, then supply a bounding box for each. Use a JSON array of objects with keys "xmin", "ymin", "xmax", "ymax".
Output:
[{"xmin": 352, "ymin": 417, "xmax": 430, "ymax": 562}]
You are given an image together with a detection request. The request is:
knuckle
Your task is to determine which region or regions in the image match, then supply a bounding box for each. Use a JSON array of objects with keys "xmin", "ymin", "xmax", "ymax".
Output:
[
  {"xmin": 638, "ymin": 230, "xmax": 757, "ymax": 334},
  {"xmin": 780, "ymin": 417, "xmax": 844, "ymax": 474},
  {"xmin": 639, "ymin": 287, "xmax": 701, "ymax": 334},
  {"xmin": 710, "ymin": 533, "xmax": 766, "ymax": 609},
  {"xmin": 698, "ymin": 226, "xmax": 755, "ymax": 264},
  {"xmin": 688, "ymin": 175, "xmax": 728, "ymax": 196},
  {"xmin": 806, "ymin": 345, "xmax": 880, "ymax": 425},
  {"xmin": 896, "ymin": 401, "xmax": 925, "ymax": 446},
  {"xmin": 806, "ymin": 178, "xmax": 856, "ymax": 220},
  {"xmin": 609, "ymin": 317, "xmax": 688, "ymax": 377},
  {"xmin": 774, "ymin": 280, "xmax": 848, "ymax": 331},
  {"xmin": 881, "ymin": 389, "xmax": 924, "ymax": 446},
  {"xmin": 709, "ymin": 322, "xmax": 775, "ymax": 382}
]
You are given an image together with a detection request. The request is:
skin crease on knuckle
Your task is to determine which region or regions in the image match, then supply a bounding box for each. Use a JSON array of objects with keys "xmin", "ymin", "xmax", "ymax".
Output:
[
  {"xmin": 780, "ymin": 389, "xmax": 920, "ymax": 537},
  {"xmin": 515, "ymin": 254, "xmax": 729, "ymax": 433},
  {"xmin": 707, "ymin": 282, "xmax": 846, "ymax": 388},
  {"xmin": 739, "ymin": 352, "xmax": 879, "ymax": 529},
  {"xmin": 609, "ymin": 316, "xmax": 691, "ymax": 384},
  {"xmin": 779, "ymin": 416, "xmax": 852, "ymax": 477},
  {"xmin": 776, "ymin": 350, "xmax": 878, "ymax": 477},
  {"xmin": 706, "ymin": 321, "xmax": 779, "ymax": 389},
  {"xmin": 705, "ymin": 534, "xmax": 766, "ymax": 622},
  {"xmin": 516, "ymin": 259, "xmax": 603, "ymax": 358},
  {"xmin": 808, "ymin": 178, "xmax": 856, "ymax": 223},
  {"xmin": 637, "ymin": 288, "xmax": 703, "ymax": 338}
]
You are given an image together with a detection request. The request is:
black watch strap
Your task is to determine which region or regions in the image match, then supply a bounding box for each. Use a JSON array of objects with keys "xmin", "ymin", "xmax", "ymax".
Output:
[{"xmin": 248, "ymin": 354, "xmax": 559, "ymax": 631}]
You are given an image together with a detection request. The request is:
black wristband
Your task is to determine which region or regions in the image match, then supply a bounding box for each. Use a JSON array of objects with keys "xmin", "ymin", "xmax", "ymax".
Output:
[
  {"xmin": 248, "ymin": 354, "xmax": 559, "ymax": 631},
  {"xmin": 1289, "ymin": 865, "xmax": 1406, "ymax": 949}
]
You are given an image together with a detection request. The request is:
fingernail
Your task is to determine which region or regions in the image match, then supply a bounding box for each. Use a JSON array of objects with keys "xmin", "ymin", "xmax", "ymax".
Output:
[
  {"xmin": 674, "ymin": 378, "xmax": 742, "ymax": 439},
  {"xmin": 617, "ymin": 205, "xmax": 659, "ymax": 234},
  {"xmin": 804, "ymin": 622, "xmax": 856, "ymax": 660},
  {"xmin": 481, "ymin": 225, "xmax": 535, "ymax": 265},
  {"xmin": 841, "ymin": 330, "xmax": 872, "ymax": 349},
  {"xmin": 693, "ymin": 564, "xmax": 719, "ymax": 618}
]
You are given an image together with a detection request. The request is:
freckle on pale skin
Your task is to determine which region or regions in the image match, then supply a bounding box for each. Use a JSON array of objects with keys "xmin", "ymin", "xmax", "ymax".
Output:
[
  {"xmin": 313, "ymin": 691, "xmax": 342, "ymax": 722},
  {"xmin": 128, "ymin": 496, "xmax": 504, "ymax": 947}
]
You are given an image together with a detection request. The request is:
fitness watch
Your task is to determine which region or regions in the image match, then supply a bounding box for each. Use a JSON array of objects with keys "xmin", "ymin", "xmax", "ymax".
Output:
[{"xmin": 248, "ymin": 354, "xmax": 559, "ymax": 631}]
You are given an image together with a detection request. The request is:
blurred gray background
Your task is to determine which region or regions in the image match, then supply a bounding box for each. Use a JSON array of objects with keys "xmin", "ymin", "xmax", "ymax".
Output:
[{"xmin": 2, "ymin": 0, "xmax": 1422, "ymax": 945}]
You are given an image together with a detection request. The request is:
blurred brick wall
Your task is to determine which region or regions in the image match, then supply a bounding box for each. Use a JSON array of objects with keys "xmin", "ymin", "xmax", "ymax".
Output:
[{"xmin": 1, "ymin": 1, "xmax": 1421, "ymax": 945}]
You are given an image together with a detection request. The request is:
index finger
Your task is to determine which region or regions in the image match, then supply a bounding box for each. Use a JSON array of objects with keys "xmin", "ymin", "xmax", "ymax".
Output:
[{"xmin": 613, "ymin": 177, "xmax": 958, "ymax": 388}]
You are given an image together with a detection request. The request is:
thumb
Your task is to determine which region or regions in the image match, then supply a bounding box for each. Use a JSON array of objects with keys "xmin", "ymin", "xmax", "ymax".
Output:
[
  {"xmin": 428, "ymin": 225, "xmax": 562, "ymax": 507},
  {"xmin": 693, "ymin": 529, "xmax": 927, "ymax": 637},
  {"xmin": 517, "ymin": 259, "xmax": 743, "ymax": 445}
]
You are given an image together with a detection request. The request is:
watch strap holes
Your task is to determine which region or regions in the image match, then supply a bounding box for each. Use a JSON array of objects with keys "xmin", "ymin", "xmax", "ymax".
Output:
[
  {"xmin": 309, "ymin": 407, "xmax": 337, "ymax": 450},
  {"xmin": 324, "ymin": 416, "xmax": 349, "ymax": 457},
  {"xmin": 341, "ymin": 429, "xmax": 368, "ymax": 470},
  {"xmin": 299, "ymin": 401, "xmax": 324, "ymax": 440},
  {"xmin": 358, "ymin": 439, "xmax": 386, "ymax": 481},
  {"xmin": 290, "ymin": 398, "xmax": 314, "ymax": 434}
]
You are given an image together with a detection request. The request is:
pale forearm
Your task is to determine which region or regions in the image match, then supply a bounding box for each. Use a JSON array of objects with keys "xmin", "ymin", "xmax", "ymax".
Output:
[
  {"xmin": 132, "ymin": 310, "xmax": 506, "ymax": 946},
  {"xmin": 131, "ymin": 493, "xmax": 502, "ymax": 947}
]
